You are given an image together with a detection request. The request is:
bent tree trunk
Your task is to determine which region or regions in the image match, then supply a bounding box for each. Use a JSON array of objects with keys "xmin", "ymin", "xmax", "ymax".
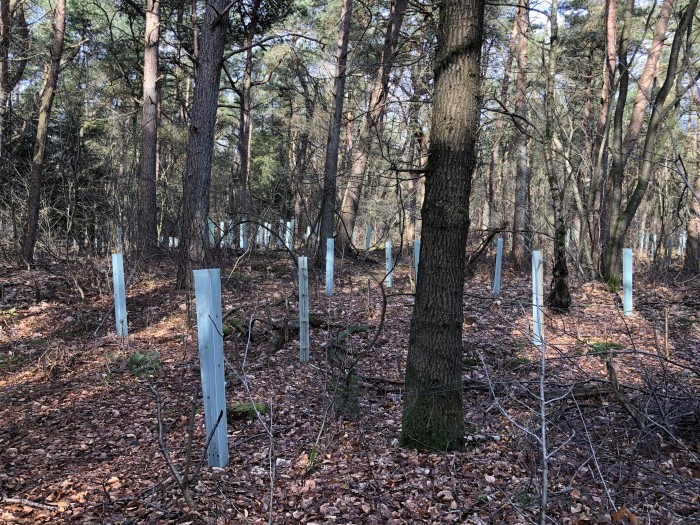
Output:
[
  {"xmin": 400, "ymin": 0, "xmax": 485, "ymax": 451},
  {"xmin": 177, "ymin": 0, "xmax": 229, "ymax": 288},
  {"xmin": 22, "ymin": 0, "xmax": 65, "ymax": 263}
]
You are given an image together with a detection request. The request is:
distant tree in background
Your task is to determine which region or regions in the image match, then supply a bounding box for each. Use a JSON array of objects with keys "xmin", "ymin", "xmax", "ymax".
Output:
[
  {"xmin": 315, "ymin": 0, "xmax": 353, "ymax": 269},
  {"xmin": 22, "ymin": 0, "xmax": 66, "ymax": 263},
  {"xmin": 137, "ymin": 0, "xmax": 161, "ymax": 255},
  {"xmin": 510, "ymin": 0, "xmax": 530, "ymax": 273},
  {"xmin": 335, "ymin": 0, "xmax": 408, "ymax": 253}
]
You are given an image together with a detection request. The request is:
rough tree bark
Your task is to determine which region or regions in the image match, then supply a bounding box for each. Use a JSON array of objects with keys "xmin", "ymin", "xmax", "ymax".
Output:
[
  {"xmin": 400, "ymin": 0, "xmax": 485, "ymax": 451},
  {"xmin": 543, "ymin": 0, "xmax": 571, "ymax": 309},
  {"xmin": 177, "ymin": 0, "xmax": 230, "ymax": 288},
  {"xmin": 510, "ymin": 0, "xmax": 530, "ymax": 272},
  {"xmin": 335, "ymin": 0, "xmax": 408, "ymax": 252},
  {"xmin": 138, "ymin": 0, "xmax": 161, "ymax": 255},
  {"xmin": 22, "ymin": 0, "xmax": 66, "ymax": 263},
  {"xmin": 315, "ymin": 0, "xmax": 353, "ymax": 268},
  {"xmin": 588, "ymin": 0, "xmax": 617, "ymax": 268}
]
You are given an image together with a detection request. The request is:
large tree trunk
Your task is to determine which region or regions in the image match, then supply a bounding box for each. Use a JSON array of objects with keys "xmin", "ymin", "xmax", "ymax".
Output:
[
  {"xmin": 22, "ymin": 0, "xmax": 65, "ymax": 263},
  {"xmin": 138, "ymin": 0, "xmax": 161, "ymax": 255},
  {"xmin": 510, "ymin": 0, "xmax": 530, "ymax": 272},
  {"xmin": 600, "ymin": 0, "xmax": 676, "ymax": 281},
  {"xmin": 335, "ymin": 0, "xmax": 408, "ymax": 252},
  {"xmin": 177, "ymin": 0, "xmax": 230, "ymax": 288},
  {"xmin": 315, "ymin": 0, "xmax": 353, "ymax": 268},
  {"xmin": 600, "ymin": 0, "xmax": 635, "ymax": 283},
  {"xmin": 400, "ymin": 0, "xmax": 485, "ymax": 451}
]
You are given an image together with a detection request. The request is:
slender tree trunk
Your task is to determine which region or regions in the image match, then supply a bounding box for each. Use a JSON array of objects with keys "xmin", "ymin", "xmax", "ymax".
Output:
[
  {"xmin": 138, "ymin": 0, "xmax": 161, "ymax": 255},
  {"xmin": 235, "ymin": 0, "xmax": 261, "ymax": 229},
  {"xmin": 406, "ymin": 132, "xmax": 417, "ymax": 241},
  {"xmin": 589, "ymin": 0, "xmax": 617, "ymax": 269},
  {"xmin": 543, "ymin": 0, "xmax": 570, "ymax": 308},
  {"xmin": 22, "ymin": 0, "xmax": 66, "ymax": 263},
  {"xmin": 685, "ymin": 123, "xmax": 700, "ymax": 272},
  {"xmin": 293, "ymin": 66, "xmax": 314, "ymax": 238},
  {"xmin": 575, "ymin": 51, "xmax": 595, "ymax": 277},
  {"xmin": 315, "ymin": 0, "xmax": 353, "ymax": 268},
  {"xmin": 511, "ymin": 0, "xmax": 530, "ymax": 271},
  {"xmin": 0, "ymin": 1, "xmax": 27, "ymax": 159},
  {"xmin": 400, "ymin": 0, "xmax": 485, "ymax": 451},
  {"xmin": 177, "ymin": 0, "xmax": 230, "ymax": 288},
  {"xmin": 406, "ymin": 60, "xmax": 428, "ymax": 242},
  {"xmin": 486, "ymin": 14, "xmax": 518, "ymax": 231},
  {"xmin": 335, "ymin": 0, "xmax": 408, "ymax": 252},
  {"xmin": 622, "ymin": 0, "xmax": 675, "ymax": 162},
  {"xmin": 0, "ymin": 0, "xmax": 9, "ymax": 155},
  {"xmin": 0, "ymin": 2, "xmax": 28, "ymax": 249}
]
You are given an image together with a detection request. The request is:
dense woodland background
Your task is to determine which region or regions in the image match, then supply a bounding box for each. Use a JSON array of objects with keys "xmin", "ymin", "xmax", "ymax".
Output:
[
  {"xmin": 1, "ymin": 0, "xmax": 700, "ymax": 523},
  {"xmin": 0, "ymin": 0, "xmax": 698, "ymax": 280}
]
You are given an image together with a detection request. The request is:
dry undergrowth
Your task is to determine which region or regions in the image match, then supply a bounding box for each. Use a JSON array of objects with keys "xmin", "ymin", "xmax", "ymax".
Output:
[{"xmin": 0, "ymin": 250, "xmax": 698, "ymax": 524}]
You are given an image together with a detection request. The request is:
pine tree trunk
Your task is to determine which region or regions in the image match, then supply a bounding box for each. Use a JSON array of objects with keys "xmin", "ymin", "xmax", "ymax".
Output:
[
  {"xmin": 335, "ymin": 0, "xmax": 408, "ymax": 253},
  {"xmin": 486, "ymin": 14, "xmax": 518, "ymax": 231},
  {"xmin": 511, "ymin": 0, "xmax": 530, "ymax": 272},
  {"xmin": 315, "ymin": 0, "xmax": 353, "ymax": 268},
  {"xmin": 138, "ymin": 0, "xmax": 161, "ymax": 255},
  {"xmin": 400, "ymin": 0, "xmax": 485, "ymax": 451},
  {"xmin": 589, "ymin": 0, "xmax": 617, "ymax": 270},
  {"xmin": 684, "ymin": 94, "xmax": 700, "ymax": 273},
  {"xmin": 293, "ymin": 66, "xmax": 314, "ymax": 238},
  {"xmin": 22, "ymin": 0, "xmax": 65, "ymax": 263},
  {"xmin": 0, "ymin": 2, "xmax": 28, "ymax": 248},
  {"xmin": 177, "ymin": 0, "xmax": 229, "ymax": 288},
  {"xmin": 602, "ymin": 0, "xmax": 697, "ymax": 281},
  {"xmin": 234, "ymin": 0, "xmax": 261, "ymax": 230},
  {"xmin": 543, "ymin": 0, "xmax": 571, "ymax": 309},
  {"xmin": 0, "ymin": 1, "xmax": 28, "ymax": 159}
]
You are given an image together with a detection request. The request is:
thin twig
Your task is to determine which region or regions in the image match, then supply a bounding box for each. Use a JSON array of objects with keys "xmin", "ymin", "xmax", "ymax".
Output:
[
  {"xmin": 192, "ymin": 410, "xmax": 224, "ymax": 482},
  {"xmin": 0, "ymin": 496, "xmax": 59, "ymax": 511}
]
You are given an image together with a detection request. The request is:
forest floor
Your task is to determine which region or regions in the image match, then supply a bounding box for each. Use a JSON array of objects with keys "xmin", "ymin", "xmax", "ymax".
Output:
[{"xmin": 0, "ymin": 248, "xmax": 699, "ymax": 525}]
